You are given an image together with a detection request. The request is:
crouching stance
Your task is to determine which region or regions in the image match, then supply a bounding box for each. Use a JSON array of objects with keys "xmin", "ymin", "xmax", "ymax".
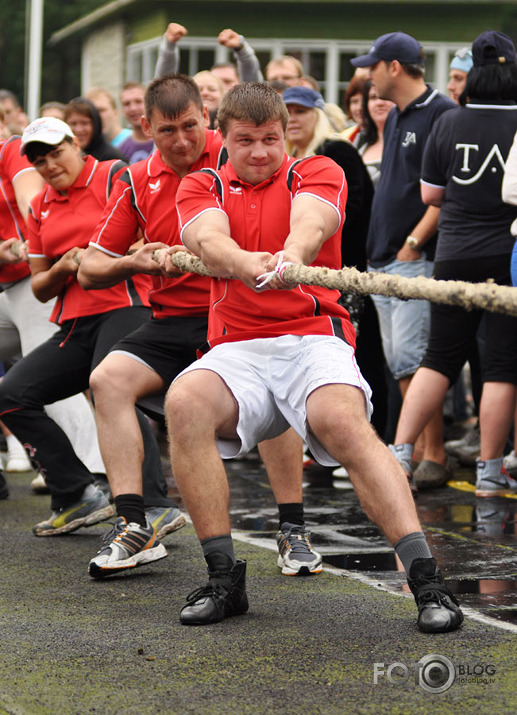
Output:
[{"xmin": 167, "ymin": 83, "xmax": 463, "ymax": 633}]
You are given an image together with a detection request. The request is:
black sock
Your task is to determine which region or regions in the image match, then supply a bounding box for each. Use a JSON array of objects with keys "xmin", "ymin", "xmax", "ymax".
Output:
[
  {"xmin": 200, "ymin": 534, "xmax": 236, "ymax": 565},
  {"xmin": 278, "ymin": 502, "xmax": 304, "ymax": 529},
  {"xmin": 114, "ymin": 493, "xmax": 146, "ymax": 527},
  {"xmin": 394, "ymin": 532, "xmax": 433, "ymax": 576}
]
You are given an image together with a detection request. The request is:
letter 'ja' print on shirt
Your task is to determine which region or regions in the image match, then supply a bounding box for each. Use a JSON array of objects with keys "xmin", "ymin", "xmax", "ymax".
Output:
[{"xmin": 402, "ymin": 132, "xmax": 417, "ymax": 147}]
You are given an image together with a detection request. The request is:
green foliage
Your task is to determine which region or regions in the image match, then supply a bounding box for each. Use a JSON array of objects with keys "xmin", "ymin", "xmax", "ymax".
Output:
[{"xmin": 0, "ymin": 0, "xmax": 107, "ymax": 108}]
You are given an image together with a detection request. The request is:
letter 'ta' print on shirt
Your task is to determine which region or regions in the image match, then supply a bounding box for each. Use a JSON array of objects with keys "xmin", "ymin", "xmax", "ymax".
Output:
[{"xmin": 453, "ymin": 143, "xmax": 506, "ymax": 185}]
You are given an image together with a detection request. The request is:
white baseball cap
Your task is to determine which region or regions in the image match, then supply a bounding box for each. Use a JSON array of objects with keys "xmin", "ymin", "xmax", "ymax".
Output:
[{"xmin": 20, "ymin": 117, "xmax": 75, "ymax": 156}]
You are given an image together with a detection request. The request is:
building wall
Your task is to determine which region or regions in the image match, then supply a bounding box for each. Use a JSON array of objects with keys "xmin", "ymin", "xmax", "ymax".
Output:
[
  {"xmin": 82, "ymin": 21, "xmax": 127, "ymax": 96},
  {"xmin": 76, "ymin": 2, "xmax": 517, "ymax": 100},
  {"xmin": 124, "ymin": 2, "xmax": 517, "ymax": 42}
]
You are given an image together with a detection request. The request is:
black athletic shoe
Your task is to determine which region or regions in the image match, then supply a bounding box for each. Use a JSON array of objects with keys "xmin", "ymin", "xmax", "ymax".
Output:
[
  {"xmin": 0, "ymin": 470, "xmax": 8, "ymax": 500},
  {"xmin": 180, "ymin": 553, "xmax": 249, "ymax": 626},
  {"xmin": 407, "ymin": 557, "xmax": 464, "ymax": 633}
]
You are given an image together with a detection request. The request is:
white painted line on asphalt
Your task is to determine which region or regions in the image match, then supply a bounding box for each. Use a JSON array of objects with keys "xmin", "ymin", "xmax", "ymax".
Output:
[{"xmin": 232, "ymin": 530, "xmax": 517, "ymax": 634}]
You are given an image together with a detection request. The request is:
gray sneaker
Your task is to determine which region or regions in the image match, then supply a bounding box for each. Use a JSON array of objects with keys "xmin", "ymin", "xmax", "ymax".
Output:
[
  {"xmin": 89, "ymin": 517, "xmax": 168, "ymax": 579},
  {"xmin": 445, "ymin": 425, "xmax": 480, "ymax": 466},
  {"xmin": 145, "ymin": 506, "xmax": 186, "ymax": 539},
  {"xmin": 33, "ymin": 487, "xmax": 113, "ymax": 536},
  {"xmin": 476, "ymin": 459, "xmax": 517, "ymax": 498},
  {"xmin": 276, "ymin": 522, "xmax": 322, "ymax": 576}
]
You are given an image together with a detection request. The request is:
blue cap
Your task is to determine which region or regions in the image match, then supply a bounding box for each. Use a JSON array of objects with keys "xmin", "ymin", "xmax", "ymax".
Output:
[
  {"xmin": 350, "ymin": 32, "xmax": 424, "ymax": 68},
  {"xmin": 472, "ymin": 30, "xmax": 516, "ymax": 67},
  {"xmin": 449, "ymin": 48, "xmax": 473, "ymax": 73},
  {"xmin": 282, "ymin": 86, "xmax": 325, "ymax": 110}
]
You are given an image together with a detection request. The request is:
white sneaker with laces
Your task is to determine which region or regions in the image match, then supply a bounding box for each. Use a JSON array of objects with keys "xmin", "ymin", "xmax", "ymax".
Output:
[
  {"xmin": 276, "ymin": 522, "xmax": 322, "ymax": 576},
  {"xmin": 89, "ymin": 517, "xmax": 168, "ymax": 578}
]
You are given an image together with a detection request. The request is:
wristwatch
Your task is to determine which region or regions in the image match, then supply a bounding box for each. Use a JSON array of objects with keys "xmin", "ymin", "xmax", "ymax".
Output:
[{"xmin": 406, "ymin": 235, "xmax": 420, "ymax": 250}]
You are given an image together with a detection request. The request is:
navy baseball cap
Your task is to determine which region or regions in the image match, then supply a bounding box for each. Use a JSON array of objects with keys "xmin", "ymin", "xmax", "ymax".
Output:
[
  {"xmin": 282, "ymin": 87, "xmax": 325, "ymax": 109},
  {"xmin": 351, "ymin": 32, "xmax": 424, "ymax": 68},
  {"xmin": 472, "ymin": 30, "xmax": 516, "ymax": 67}
]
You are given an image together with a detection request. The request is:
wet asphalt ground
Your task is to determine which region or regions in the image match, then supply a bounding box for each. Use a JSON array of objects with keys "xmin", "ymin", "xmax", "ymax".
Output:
[{"xmin": 0, "ymin": 446, "xmax": 516, "ymax": 714}]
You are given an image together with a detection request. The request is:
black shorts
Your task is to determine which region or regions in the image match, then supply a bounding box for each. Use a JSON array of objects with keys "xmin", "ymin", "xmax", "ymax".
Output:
[
  {"xmin": 109, "ymin": 314, "xmax": 209, "ymax": 387},
  {"xmin": 421, "ymin": 255, "xmax": 517, "ymax": 385}
]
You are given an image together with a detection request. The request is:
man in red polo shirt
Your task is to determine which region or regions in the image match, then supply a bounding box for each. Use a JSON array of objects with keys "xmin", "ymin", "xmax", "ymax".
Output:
[
  {"xmin": 167, "ymin": 82, "xmax": 463, "ymax": 633},
  {"xmin": 79, "ymin": 74, "xmax": 316, "ymax": 579}
]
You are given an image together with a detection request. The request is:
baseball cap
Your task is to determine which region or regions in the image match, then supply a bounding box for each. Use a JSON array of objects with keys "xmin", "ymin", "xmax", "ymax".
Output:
[
  {"xmin": 471, "ymin": 30, "xmax": 516, "ymax": 67},
  {"xmin": 449, "ymin": 47, "xmax": 473, "ymax": 73},
  {"xmin": 351, "ymin": 32, "xmax": 424, "ymax": 68},
  {"xmin": 20, "ymin": 117, "xmax": 75, "ymax": 156},
  {"xmin": 282, "ymin": 86, "xmax": 325, "ymax": 109}
]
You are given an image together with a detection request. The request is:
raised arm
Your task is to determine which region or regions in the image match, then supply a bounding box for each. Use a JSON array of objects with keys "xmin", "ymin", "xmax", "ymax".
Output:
[
  {"xmin": 217, "ymin": 29, "xmax": 264, "ymax": 83},
  {"xmin": 154, "ymin": 23, "xmax": 187, "ymax": 77}
]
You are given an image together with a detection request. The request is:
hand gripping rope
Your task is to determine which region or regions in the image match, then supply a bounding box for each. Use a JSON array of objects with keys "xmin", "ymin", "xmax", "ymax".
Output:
[{"xmin": 152, "ymin": 249, "xmax": 517, "ymax": 317}]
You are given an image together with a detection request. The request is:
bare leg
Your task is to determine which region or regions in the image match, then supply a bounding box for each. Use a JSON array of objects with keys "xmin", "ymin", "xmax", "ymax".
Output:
[
  {"xmin": 166, "ymin": 370, "xmax": 240, "ymax": 540},
  {"xmin": 258, "ymin": 428, "xmax": 303, "ymax": 505},
  {"xmin": 479, "ymin": 382, "xmax": 517, "ymax": 460},
  {"xmin": 396, "ymin": 368, "xmax": 449, "ymax": 464},
  {"xmin": 90, "ymin": 354, "xmax": 166, "ymax": 497},
  {"xmin": 307, "ymin": 384, "xmax": 422, "ymax": 545}
]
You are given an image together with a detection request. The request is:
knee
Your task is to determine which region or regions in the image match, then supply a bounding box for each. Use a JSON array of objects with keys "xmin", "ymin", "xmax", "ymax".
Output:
[
  {"xmin": 0, "ymin": 372, "xmax": 24, "ymax": 414},
  {"xmin": 165, "ymin": 378, "xmax": 213, "ymax": 442},
  {"xmin": 90, "ymin": 359, "xmax": 125, "ymax": 402}
]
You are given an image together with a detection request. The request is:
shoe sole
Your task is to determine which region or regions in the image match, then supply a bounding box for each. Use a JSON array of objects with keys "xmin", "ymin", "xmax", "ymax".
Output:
[
  {"xmin": 33, "ymin": 505, "xmax": 114, "ymax": 536},
  {"xmin": 155, "ymin": 514, "xmax": 187, "ymax": 540},
  {"xmin": 277, "ymin": 554, "xmax": 323, "ymax": 576},
  {"xmin": 475, "ymin": 488, "xmax": 517, "ymax": 498},
  {"xmin": 89, "ymin": 542, "xmax": 168, "ymax": 579}
]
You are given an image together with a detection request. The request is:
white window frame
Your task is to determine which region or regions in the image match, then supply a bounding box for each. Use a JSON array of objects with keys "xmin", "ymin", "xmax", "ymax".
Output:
[{"xmin": 127, "ymin": 36, "xmax": 463, "ymax": 101}]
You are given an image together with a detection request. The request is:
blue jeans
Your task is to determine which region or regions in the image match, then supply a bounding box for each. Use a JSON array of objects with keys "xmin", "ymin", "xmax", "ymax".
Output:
[{"xmin": 368, "ymin": 256, "xmax": 433, "ymax": 380}]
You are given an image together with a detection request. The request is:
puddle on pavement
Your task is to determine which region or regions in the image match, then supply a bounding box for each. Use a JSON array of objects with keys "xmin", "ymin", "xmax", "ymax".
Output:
[
  {"xmin": 447, "ymin": 578, "xmax": 517, "ymax": 595},
  {"xmin": 189, "ymin": 456, "xmax": 517, "ymax": 626}
]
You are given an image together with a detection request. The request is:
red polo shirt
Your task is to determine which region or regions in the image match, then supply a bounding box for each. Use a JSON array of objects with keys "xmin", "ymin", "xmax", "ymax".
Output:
[
  {"xmin": 0, "ymin": 136, "xmax": 33, "ymax": 284},
  {"xmin": 177, "ymin": 154, "xmax": 356, "ymax": 348},
  {"xmin": 27, "ymin": 155, "xmax": 151, "ymax": 324},
  {"xmin": 89, "ymin": 129, "xmax": 224, "ymax": 318}
]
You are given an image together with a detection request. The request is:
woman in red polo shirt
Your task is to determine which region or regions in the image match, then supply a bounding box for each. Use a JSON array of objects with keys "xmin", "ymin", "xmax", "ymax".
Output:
[{"xmin": 0, "ymin": 117, "xmax": 177, "ymax": 542}]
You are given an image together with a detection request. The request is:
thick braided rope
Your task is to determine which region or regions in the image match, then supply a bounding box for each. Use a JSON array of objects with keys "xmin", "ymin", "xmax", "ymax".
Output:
[{"xmin": 159, "ymin": 250, "xmax": 517, "ymax": 317}]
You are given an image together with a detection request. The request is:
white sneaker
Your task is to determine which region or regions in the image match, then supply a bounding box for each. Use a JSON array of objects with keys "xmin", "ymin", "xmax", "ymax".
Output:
[
  {"xmin": 89, "ymin": 517, "xmax": 168, "ymax": 579},
  {"xmin": 332, "ymin": 466, "xmax": 349, "ymax": 478},
  {"xmin": 5, "ymin": 454, "xmax": 32, "ymax": 472},
  {"xmin": 31, "ymin": 473, "xmax": 50, "ymax": 494},
  {"xmin": 276, "ymin": 522, "xmax": 322, "ymax": 576},
  {"xmin": 503, "ymin": 449, "xmax": 517, "ymax": 478},
  {"xmin": 5, "ymin": 435, "xmax": 32, "ymax": 472}
]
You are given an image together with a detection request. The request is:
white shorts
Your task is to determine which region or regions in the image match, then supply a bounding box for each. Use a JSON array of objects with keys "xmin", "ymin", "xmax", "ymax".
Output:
[{"xmin": 176, "ymin": 334, "xmax": 373, "ymax": 467}]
